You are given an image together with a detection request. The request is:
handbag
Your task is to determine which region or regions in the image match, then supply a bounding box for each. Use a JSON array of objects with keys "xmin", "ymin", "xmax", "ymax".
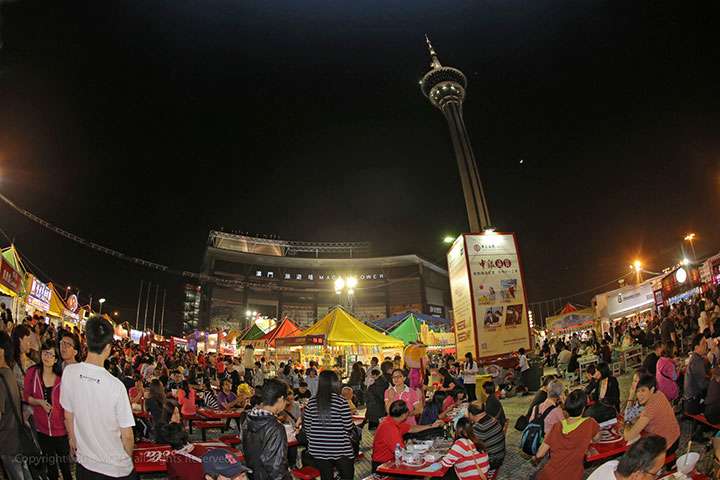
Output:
[
  {"xmin": 0, "ymin": 375, "xmax": 48, "ymax": 480},
  {"xmin": 514, "ymin": 413, "xmax": 529, "ymax": 432},
  {"xmin": 0, "ymin": 375, "xmax": 43, "ymax": 456}
]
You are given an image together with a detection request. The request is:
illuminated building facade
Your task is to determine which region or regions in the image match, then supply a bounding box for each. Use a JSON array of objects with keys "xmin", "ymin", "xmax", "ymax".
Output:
[{"xmin": 199, "ymin": 232, "xmax": 451, "ymax": 331}]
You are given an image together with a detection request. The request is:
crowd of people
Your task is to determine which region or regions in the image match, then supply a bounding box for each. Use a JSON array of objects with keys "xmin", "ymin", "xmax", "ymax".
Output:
[{"xmin": 2, "ymin": 282, "xmax": 720, "ymax": 480}]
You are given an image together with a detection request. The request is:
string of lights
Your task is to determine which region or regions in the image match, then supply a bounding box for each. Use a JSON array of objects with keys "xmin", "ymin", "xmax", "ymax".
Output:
[{"xmin": 0, "ymin": 191, "xmax": 421, "ymax": 294}]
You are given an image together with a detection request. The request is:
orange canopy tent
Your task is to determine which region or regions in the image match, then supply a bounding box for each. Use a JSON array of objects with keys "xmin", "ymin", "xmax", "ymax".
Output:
[{"xmin": 261, "ymin": 316, "xmax": 301, "ymax": 347}]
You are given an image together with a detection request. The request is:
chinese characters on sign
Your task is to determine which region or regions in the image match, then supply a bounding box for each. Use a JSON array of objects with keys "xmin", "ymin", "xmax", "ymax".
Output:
[
  {"xmin": 448, "ymin": 234, "xmax": 531, "ymax": 359},
  {"xmin": 466, "ymin": 234, "xmax": 530, "ymax": 357},
  {"xmin": 26, "ymin": 275, "xmax": 51, "ymax": 311},
  {"xmin": 252, "ymin": 270, "xmax": 385, "ymax": 281},
  {"xmin": 0, "ymin": 260, "xmax": 22, "ymax": 293},
  {"xmin": 447, "ymin": 237, "xmax": 476, "ymax": 357}
]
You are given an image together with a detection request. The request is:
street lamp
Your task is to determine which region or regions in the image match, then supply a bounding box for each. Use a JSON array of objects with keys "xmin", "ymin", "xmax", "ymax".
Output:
[
  {"xmin": 113, "ymin": 311, "xmax": 119, "ymax": 317},
  {"xmin": 334, "ymin": 277, "xmax": 345, "ymax": 294},
  {"xmin": 334, "ymin": 276, "xmax": 357, "ymax": 310},
  {"xmin": 98, "ymin": 298, "xmax": 106, "ymax": 314},
  {"xmin": 684, "ymin": 233, "xmax": 697, "ymax": 260},
  {"xmin": 443, "ymin": 235, "xmax": 455, "ymax": 244},
  {"xmin": 630, "ymin": 260, "xmax": 642, "ymax": 284}
]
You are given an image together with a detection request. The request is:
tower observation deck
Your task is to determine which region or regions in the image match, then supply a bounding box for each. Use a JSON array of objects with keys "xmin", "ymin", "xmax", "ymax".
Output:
[{"xmin": 420, "ymin": 36, "xmax": 491, "ymax": 232}]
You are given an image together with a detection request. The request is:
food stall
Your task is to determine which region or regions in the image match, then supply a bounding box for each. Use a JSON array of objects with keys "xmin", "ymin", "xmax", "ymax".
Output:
[
  {"xmin": 660, "ymin": 265, "xmax": 703, "ymax": 306},
  {"xmin": 0, "ymin": 246, "xmax": 25, "ymax": 321},
  {"xmin": 279, "ymin": 306, "xmax": 403, "ymax": 372},
  {"xmin": 545, "ymin": 304, "xmax": 598, "ymax": 338},
  {"xmin": 594, "ymin": 281, "xmax": 657, "ymax": 335},
  {"xmin": 385, "ymin": 312, "xmax": 455, "ymax": 353},
  {"xmin": 23, "ymin": 274, "xmax": 52, "ymax": 319}
]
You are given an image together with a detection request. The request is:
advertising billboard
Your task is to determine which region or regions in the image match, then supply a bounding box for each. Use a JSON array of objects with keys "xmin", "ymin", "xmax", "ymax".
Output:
[
  {"xmin": 606, "ymin": 283, "xmax": 655, "ymax": 319},
  {"xmin": 546, "ymin": 308, "xmax": 597, "ymax": 334},
  {"xmin": 446, "ymin": 236, "xmax": 476, "ymax": 358},
  {"xmin": 447, "ymin": 233, "xmax": 532, "ymax": 360}
]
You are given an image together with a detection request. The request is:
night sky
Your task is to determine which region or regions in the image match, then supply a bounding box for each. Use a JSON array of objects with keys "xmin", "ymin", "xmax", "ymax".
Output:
[{"xmin": 1, "ymin": 1, "xmax": 718, "ymax": 331}]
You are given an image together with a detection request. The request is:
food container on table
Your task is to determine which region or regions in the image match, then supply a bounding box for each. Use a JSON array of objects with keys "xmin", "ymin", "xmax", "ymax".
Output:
[
  {"xmin": 676, "ymin": 452, "xmax": 699, "ymax": 474},
  {"xmin": 401, "ymin": 452, "xmax": 423, "ymax": 466}
]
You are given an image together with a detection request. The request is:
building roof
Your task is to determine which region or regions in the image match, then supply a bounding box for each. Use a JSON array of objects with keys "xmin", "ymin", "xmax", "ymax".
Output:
[{"xmin": 205, "ymin": 246, "xmax": 448, "ymax": 276}]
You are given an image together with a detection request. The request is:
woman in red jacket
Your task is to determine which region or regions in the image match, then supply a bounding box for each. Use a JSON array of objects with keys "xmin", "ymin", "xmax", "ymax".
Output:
[{"xmin": 23, "ymin": 340, "xmax": 71, "ymax": 480}]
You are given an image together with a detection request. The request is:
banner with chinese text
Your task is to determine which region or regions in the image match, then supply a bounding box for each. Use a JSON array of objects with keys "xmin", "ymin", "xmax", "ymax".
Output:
[
  {"xmin": 465, "ymin": 234, "xmax": 531, "ymax": 359},
  {"xmin": 447, "ymin": 236, "xmax": 476, "ymax": 358}
]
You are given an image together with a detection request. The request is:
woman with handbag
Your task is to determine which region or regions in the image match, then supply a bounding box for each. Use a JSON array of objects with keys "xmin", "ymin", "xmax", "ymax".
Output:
[
  {"xmin": 23, "ymin": 340, "xmax": 72, "ymax": 480},
  {"xmin": 0, "ymin": 331, "xmax": 34, "ymax": 480}
]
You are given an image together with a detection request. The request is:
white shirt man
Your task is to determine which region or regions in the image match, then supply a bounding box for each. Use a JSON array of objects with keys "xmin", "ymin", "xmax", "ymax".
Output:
[{"xmin": 61, "ymin": 317, "xmax": 136, "ymax": 479}]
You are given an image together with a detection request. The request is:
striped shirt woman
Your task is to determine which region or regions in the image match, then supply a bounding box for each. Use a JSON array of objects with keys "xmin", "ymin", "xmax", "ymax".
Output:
[
  {"xmin": 302, "ymin": 371, "xmax": 354, "ymax": 479},
  {"xmin": 441, "ymin": 418, "xmax": 490, "ymax": 480}
]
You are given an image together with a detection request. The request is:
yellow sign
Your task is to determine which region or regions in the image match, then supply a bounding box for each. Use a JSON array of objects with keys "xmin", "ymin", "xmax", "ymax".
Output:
[{"xmin": 447, "ymin": 236, "xmax": 476, "ymax": 358}]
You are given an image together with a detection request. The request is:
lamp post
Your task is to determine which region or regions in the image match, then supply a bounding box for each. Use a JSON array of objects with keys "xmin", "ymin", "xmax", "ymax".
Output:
[
  {"xmin": 98, "ymin": 298, "xmax": 106, "ymax": 314},
  {"xmin": 684, "ymin": 233, "xmax": 697, "ymax": 261},
  {"xmin": 630, "ymin": 260, "xmax": 642, "ymax": 285},
  {"xmin": 334, "ymin": 276, "xmax": 358, "ymax": 312}
]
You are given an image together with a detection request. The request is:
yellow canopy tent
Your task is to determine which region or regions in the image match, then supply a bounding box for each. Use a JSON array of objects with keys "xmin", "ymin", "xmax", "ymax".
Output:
[
  {"xmin": 301, "ymin": 307, "xmax": 403, "ymax": 348},
  {"xmin": 47, "ymin": 283, "xmax": 68, "ymax": 320}
]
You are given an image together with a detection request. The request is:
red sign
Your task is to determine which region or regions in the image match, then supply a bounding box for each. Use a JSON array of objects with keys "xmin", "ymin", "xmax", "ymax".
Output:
[
  {"xmin": 0, "ymin": 260, "xmax": 22, "ymax": 293},
  {"xmin": 275, "ymin": 335, "xmax": 325, "ymax": 347}
]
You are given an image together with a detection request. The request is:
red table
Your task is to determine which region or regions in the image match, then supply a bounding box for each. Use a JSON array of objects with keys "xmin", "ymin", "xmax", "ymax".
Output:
[
  {"xmin": 585, "ymin": 438, "xmax": 628, "ymax": 463},
  {"xmin": 133, "ymin": 442, "xmax": 173, "ymax": 473},
  {"xmin": 660, "ymin": 471, "xmax": 709, "ymax": 480},
  {"xmin": 197, "ymin": 408, "xmax": 243, "ymax": 419},
  {"xmin": 166, "ymin": 443, "xmax": 243, "ymax": 480},
  {"xmin": 376, "ymin": 460, "xmax": 449, "ymax": 478}
]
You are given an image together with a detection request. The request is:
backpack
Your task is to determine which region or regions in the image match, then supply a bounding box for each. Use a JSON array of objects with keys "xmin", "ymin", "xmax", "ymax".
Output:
[{"xmin": 520, "ymin": 403, "xmax": 556, "ymax": 456}]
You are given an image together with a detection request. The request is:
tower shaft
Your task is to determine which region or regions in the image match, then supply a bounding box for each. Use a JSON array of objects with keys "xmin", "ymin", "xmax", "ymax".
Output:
[
  {"xmin": 420, "ymin": 36, "xmax": 492, "ymax": 232},
  {"xmin": 441, "ymin": 102, "xmax": 491, "ymax": 232}
]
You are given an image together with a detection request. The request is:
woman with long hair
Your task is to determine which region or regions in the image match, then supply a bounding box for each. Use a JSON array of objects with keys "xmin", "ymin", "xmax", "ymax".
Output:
[
  {"xmin": 419, "ymin": 390, "xmax": 449, "ymax": 425},
  {"xmin": 462, "ymin": 352, "xmax": 480, "ymax": 402},
  {"xmin": 348, "ymin": 361, "xmax": 365, "ymax": 404},
  {"xmin": 176, "ymin": 378, "xmax": 197, "ymax": 416},
  {"xmin": 440, "ymin": 417, "xmax": 490, "ymax": 480},
  {"xmin": 587, "ymin": 362, "xmax": 620, "ymax": 412},
  {"xmin": 146, "ymin": 379, "xmax": 180, "ymax": 443},
  {"xmin": 23, "ymin": 340, "xmax": 71, "ymax": 480},
  {"xmin": 302, "ymin": 370, "xmax": 355, "ymax": 480},
  {"xmin": 437, "ymin": 367, "xmax": 457, "ymax": 392},
  {"xmin": 655, "ymin": 341, "xmax": 679, "ymax": 402},
  {"xmin": 11, "ymin": 325, "xmax": 34, "ymax": 408}
]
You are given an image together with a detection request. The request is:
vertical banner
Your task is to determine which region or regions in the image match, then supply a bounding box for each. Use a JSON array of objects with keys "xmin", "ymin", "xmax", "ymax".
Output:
[
  {"xmin": 448, "ymin": 233, "xmax": 531, "ymax": 360},
  {"xmin": 447, "ymin": 236, "xmax": 476, "ymax": 358},
  {"xmin": 465, "ymin": 233, "xmax": 531, "ymax": 358}
]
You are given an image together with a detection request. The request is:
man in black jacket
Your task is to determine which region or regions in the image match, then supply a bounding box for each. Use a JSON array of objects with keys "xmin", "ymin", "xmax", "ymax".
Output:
[
  {"xmin": 365, "ymin": 360, "xmax": 394, "ymax": 430},
  {"xmin": 241, "ymin": 379, "xmax": 292, "ymax": 480}
]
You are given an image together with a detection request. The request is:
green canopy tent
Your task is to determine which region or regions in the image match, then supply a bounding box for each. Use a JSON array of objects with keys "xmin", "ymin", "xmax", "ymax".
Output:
[
  {"xmin": 388, "ymin": 313, "xmax": 422, "ymax": 345},
  {"xmin": 242, "ymin": 324, "xmax": 266, "ymax": 340}
]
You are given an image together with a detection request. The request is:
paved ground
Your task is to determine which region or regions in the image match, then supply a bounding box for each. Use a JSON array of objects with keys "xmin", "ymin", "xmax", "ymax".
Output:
[
  {"xmin": 62, "ymin": 368, "xmax": 713, "ymax": 480},
  {"xmin": 350, "ymin": 368, "xmax": 714, "ymax": 479}
]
